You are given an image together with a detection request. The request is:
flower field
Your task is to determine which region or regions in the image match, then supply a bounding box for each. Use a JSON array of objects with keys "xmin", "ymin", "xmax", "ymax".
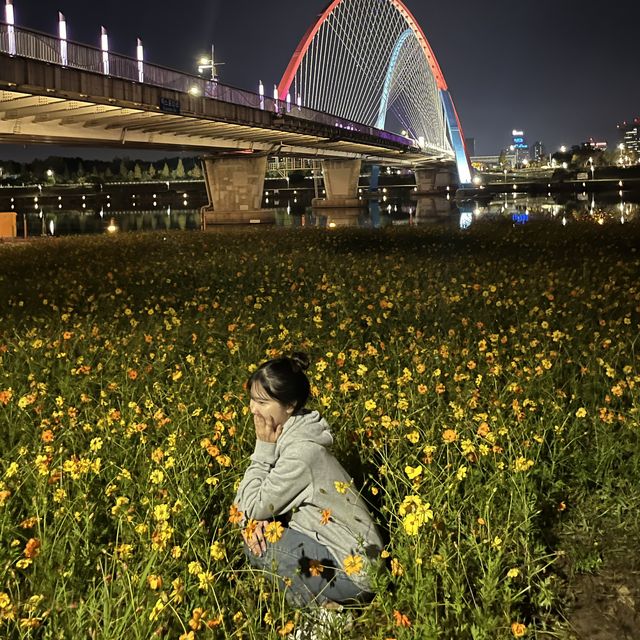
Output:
[{"xmin": 1, "ymin": 220, "xmax": 639, "ymax": 639}]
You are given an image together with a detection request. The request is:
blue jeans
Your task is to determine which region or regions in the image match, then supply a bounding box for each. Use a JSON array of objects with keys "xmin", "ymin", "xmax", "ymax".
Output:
[{"xmin": 244, "ymin": 526, "xmax": 371, "ymax": 606}]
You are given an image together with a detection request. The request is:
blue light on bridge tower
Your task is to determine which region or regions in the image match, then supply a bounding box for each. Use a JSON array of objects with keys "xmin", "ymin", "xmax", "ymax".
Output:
[
  {"xmin": 440, "ymin": 90, "xmax": 472, "ymax": 185},
  {"xmin": 376, "ymin": 29, "xmax": 412, "ymax": 130},
  {"xmin": 375, "ymin": 28, "xmax": 472, "ymax": 187},
  {"xmin": 371, "ymin": 29, "xmax": 412, "ymax": 192}
]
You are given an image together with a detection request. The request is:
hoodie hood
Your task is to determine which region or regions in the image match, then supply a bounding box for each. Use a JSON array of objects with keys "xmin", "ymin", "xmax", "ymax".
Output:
[{"xmin": 277, "ymin": 409, "xmax": 333, "ymax": 450}]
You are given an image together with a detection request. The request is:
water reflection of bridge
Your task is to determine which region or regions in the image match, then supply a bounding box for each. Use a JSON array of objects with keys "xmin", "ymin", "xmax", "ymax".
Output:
[{"xmin": 17, "ymin": 208, "xmax": 202, "ymax": 236}]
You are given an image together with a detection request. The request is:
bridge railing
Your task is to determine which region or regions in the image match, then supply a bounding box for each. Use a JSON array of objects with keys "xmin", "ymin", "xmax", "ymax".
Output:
[{"xmin": 0, "ymin": 22, "xmax": 415, "ymax": 150}]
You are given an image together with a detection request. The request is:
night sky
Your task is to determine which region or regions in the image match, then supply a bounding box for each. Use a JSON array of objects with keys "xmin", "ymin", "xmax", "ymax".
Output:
[{"xmin": 3, "ymin": 0, "xmax": 640, "ymax": 160}]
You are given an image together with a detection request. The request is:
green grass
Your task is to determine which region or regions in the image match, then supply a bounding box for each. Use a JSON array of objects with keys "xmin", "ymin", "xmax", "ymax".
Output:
[{"xmin": 0, "ymin": 220, "xmax": 639, "ymax": 639}]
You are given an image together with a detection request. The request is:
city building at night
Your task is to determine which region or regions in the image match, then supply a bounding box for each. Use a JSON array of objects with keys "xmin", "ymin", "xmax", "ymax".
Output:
[
  {"xmin": 582, "ymin": 137, "xmax": 608, "ymax": 151},
  {"xmin": 617, "ymin": 118, "xmax": 640, "ymax": 153},
  {"xmin": 531, "ymin": 141, "xmax": 545, "ymax": 163},
  {"xmin": 510, "ymin": 129, "xmax": 529, "ymax": 165}
]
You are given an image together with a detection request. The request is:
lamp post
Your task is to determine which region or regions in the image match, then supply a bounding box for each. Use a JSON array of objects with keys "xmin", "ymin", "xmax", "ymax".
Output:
[
  {"xmin": 58, "ymin": 12, "xmax": 68, "ymax": 66},
  {"xmin": 5, "ymin": 0, "xmax": 16, "ymax": 55},
  {"xmin": 101, "ymin": 26, "xmax": 109, "ymax": 75},
  {"xmin": 197, "ymin": 45, "xmax": 223, "ymax": 81}
]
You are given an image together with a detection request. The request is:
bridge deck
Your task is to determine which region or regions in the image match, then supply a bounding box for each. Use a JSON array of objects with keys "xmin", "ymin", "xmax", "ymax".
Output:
[{"xmin": 0, "ymin": 53, "xmax": 449, "ymax": 166}]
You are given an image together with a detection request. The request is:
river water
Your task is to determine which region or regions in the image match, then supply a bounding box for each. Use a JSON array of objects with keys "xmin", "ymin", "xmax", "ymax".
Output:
[{"xmin": 1, "ymin": 181, "xmax": 639, "ymax": 235}]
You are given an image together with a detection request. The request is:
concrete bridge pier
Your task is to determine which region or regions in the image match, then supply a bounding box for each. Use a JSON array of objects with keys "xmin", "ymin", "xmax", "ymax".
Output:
[
  {"xmin": 312, "ymin": 159, "xmax": 364, "ymax": 209},
  {"xmin": 201, "ymin": 154, "xmax": 275, "ymax": 225},
  {"xmin": 415, "ymin": 166, "xmax": 458, "ymax": 195}
]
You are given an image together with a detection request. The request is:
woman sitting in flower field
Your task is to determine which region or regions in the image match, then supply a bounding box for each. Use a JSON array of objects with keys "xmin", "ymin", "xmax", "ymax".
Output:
[{"xmin": 232, "ymin": 352, "xmax": 382, "ymax": 607}]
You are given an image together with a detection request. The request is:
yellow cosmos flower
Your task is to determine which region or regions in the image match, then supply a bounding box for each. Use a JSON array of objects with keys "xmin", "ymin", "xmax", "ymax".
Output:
[
  {"xmin": 405, "ymin": 464, "xmax": 423, "ymax": 480},
  {"xmin": 153, "ymin": 504, "xmax": 170, "ymax": 522},
  {"xmin": 334, "ymin": 481, "xmax": 350, "ymax": 494},
  {"xmin": 513, "ymin": 457, "xmax": 534, "ymax": 472},
  {"xmin": 398, "ymin": 494, "xmax": 423, "ymax": 517},
  {"xmin": 343, "ymin": 554, "xmax": 363, "ymax": 576},
  {"xmin": 149, "ymin": 470, "xmax": 164, "ymax": 485},
  {"xmin": 147, "ymin": 574, "xmax": 163, "ymax": 590},
  {"xmin": 264, "ymin": 520, "xmax": 284, "ymax": 544},
  {"xmin": 210, "ymin": 541, "xmax": 225, "ymax": 561},
  {"xmin": 402, "ymin": 513, "xmax": 422, "ymax": 536}
]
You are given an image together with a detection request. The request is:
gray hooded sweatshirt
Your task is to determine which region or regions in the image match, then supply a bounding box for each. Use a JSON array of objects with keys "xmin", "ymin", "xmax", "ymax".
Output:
[{"xmin": 234, "ymin": 410, "xmax": 383, "ymax": 590}]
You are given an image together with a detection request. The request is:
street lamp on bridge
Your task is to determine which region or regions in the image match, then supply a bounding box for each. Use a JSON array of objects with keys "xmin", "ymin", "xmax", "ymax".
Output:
[{"xmin": 197, "ymin": 45, "xmax": 223, "ymax": 81}]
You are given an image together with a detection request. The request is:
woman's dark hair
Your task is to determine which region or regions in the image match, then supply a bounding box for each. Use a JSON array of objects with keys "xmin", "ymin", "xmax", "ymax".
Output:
[{"xmin": 248, "ymin": 352, "xmax": 311, "ymax": 412}]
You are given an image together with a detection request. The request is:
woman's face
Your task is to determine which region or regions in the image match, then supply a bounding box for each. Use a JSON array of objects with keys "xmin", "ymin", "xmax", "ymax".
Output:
[{"xmin": 249, "ymin": 382, "xmax": 294, "ymax": 428}]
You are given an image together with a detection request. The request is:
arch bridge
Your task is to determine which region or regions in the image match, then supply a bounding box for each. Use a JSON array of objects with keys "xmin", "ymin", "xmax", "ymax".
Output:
[{"xmin": 0, "ymin": 0, "xmax": 470, "ymax": 222}]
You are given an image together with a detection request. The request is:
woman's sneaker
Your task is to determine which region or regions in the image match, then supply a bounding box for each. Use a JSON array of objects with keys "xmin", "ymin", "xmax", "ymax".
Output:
[{"xmin": 291, "ymin": 605, "xmax": 354, "ymax": 639}]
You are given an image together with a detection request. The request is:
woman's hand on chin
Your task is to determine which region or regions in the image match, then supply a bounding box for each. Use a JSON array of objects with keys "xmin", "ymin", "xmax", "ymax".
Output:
[{"xmin": 254, "ymin": 414, "xmax": 283, "ymax": 443}]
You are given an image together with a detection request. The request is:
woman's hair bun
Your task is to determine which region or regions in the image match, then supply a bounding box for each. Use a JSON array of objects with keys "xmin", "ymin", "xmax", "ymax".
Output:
[{"xmin": 289, "ymin": 351, "xmax": 310, "ymax": 372}]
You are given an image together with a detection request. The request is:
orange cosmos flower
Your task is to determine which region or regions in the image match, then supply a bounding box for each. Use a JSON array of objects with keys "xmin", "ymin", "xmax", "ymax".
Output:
[
  {"xmin": 308, "ymin": 559, "xmax": 324, "ymax": 577},
  {"xmin": 228, "ymin": 504, "xmax": 244, "ymax": 525},
  {"xmin": 442, "ymin": 429, "xmax": 458, "ymax": 444},
  {"xmin": 24, "ymin": 538, "xmax": 41, "ymax": 559},
  {"xmin": 243, "ymin": 519, "xmax": 258, "ymax": 540},
  {"xmin": 320, "ymin": 509, "xmax": 332, "ymax": 525},
  {"xmin": 476, "ymin": 422, "xmax": 490, "ymax": 437},
  {"xmin": 511, "ymin": 622, "xmax": 527, "ymax": 637},
  {"xmin": 393, "ymin": 610, "xmax": 412, "ymax": 627},
  {"xmin": 278, "ymin": 621, "xmax": 295, "ymax": 637}
]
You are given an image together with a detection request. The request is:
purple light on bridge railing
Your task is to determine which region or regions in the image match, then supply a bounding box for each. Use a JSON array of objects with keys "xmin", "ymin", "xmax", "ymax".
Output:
[
  {"xmin": 258, "ymin": 81, "xmax": 264, "ymax": 110},
  {"xmin": 136, "ymin": 38, "xmax": 144, "ymax": 83},
  {"xmin": 5, "ymin": 0, "xmax": 15, "ymax": 55},
  {"xmin": 273, "ymin": 85, "xmax": 279, "ymax": 112},
  {"xmin": 101, "ymin": 26, "xmax": 109, "ymax": 75},
  {"xmin": 286, "ymin": 92, "xmax": 291, "ymax": 112},
  {"xmin": 58, "ymin": 12, "xmax": 67, "ymax": 66}
]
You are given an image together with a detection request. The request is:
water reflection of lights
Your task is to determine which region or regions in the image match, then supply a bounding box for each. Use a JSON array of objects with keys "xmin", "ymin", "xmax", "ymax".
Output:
[
  {"xmin": 562, "ymin": 217, "xmax": 567, "ymax": 226},
  {"xmin": 512, "ymin": 211, "xmax": 529, "ymax": 225},
  {"xmin": 48, "ymin": 219, "xmax": 55, "ymax": 235},
  {"xmin": 460, "ymin": 212, "xmax": 473, "ymax": 229},
  {"xmin": 106, "ymin": 218, "xmax": 118, "ymax": 233}
]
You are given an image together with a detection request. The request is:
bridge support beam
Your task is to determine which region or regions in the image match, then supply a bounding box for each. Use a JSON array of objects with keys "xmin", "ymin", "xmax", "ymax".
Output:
[
  {"xmin": 201, "ymin": 154, "xmax": 275, "ymax": 225},
  {"xmin": 415, "ymin": 166, "xmax": 458, "ymax": 195},
  {"xmin": 313, "ymin": 159, "xmax": 364, "ymax": 209}
]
